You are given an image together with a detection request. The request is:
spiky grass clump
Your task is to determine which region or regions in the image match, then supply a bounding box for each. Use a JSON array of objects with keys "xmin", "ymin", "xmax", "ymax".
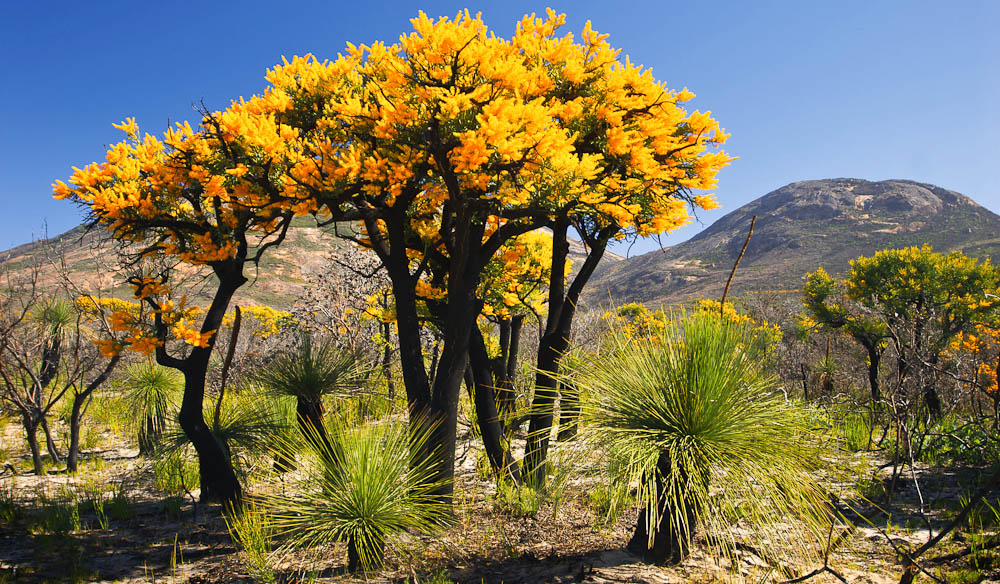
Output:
[
  {"xmin": 118, "ymin": 362, "xmax": 182, "ymax": 454},
  {"xmin": 577, "ymin": 312, "xmax": 830, "ymax": 566},
  {"xmin": 255, "ymin": 335, "xmax": 369, "ymax": 403},
  {"xmin": 159, "ymin": 390, "xmax": 290, "ymax": 476},
  {"xmin": 225, "ymin": 500, "xmax": 276, "ymax": 583},
  {"xmin": 266, "ymin": 420, "xmax": 449, "ymax": 572}
]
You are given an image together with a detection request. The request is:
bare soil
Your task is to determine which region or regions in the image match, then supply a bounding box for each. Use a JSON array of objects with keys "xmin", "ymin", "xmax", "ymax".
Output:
[{"xmin": 0, "ymin": 423, "xmax": 997, "ymax": 584}]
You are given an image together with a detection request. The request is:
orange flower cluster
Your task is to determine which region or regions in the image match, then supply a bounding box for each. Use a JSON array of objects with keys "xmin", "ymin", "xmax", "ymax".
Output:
[{"xmin": 263, "ymin": 9, "xmax": 730, "ymax": 248}]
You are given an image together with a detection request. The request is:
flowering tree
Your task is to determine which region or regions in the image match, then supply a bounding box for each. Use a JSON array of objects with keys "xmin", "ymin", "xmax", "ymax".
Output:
[
  {"xmin": 805, "ymin": 246, "xmax": 1000, "ymax": 418},
  {"xmin": 258, "ymin": 10, "xmax": 730, "ymax": 498},
  {"xmin": 54, "ymin": 96, "xmax": 322, "ymax": 503},
  {"xmin": 56, "ymin": 9, "xmax": 730, "ymax": 503}
]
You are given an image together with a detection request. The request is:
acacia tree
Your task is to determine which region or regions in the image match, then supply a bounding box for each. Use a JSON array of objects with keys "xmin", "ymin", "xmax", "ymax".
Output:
[
  {"xmin": 255, "ymin": 11, "xmax": 729, "ymax": 500},
  {"xmin": 53, "ymin": 97, "xmax": 324, "ymax": 503}
]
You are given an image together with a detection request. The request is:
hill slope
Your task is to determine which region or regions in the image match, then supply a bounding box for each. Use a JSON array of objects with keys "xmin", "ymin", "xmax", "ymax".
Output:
[
  {"xmin": 0, "ymin": 218, "xmax": 621, "ymax": 309},
  {"xmin": 586, "ymin": 178, "xmax": 1000, "ymax": 307}
]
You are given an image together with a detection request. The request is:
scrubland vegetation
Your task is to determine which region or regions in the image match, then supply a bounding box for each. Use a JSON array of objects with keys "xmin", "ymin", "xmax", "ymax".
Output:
[{"xmin": 3, "ymin": 9, "xmax": 998, "ymax": 584}]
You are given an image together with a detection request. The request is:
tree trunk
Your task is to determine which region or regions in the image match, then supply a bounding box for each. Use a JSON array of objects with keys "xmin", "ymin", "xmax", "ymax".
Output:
[
  {"xmin": 296, "ymin": 397, "xmax": 331, "ymax": 454},
  {"xmin": 468, "ymin": 327, "xmax": 521, "ymax": 483},
  {"xmin": 381, "ymin": 320, "xmax": 395, "ymax": 400},
  {"xmin": 524, "ymin": 222, "xmax": 613, "ymax": 488},
  {"xmin": 626, "ymin": 454, "xmax": 699, "ymax": 565},
  {"xmin": 67, "ymin": 355, "xmax": 119, "ymax": 473},
  {"xmin": 866, "ymin": 344, "xmax": 881, "ymax": 405},
  {"xmin": 138, "ymin": 415, "xmax": 160, "ymax": 456},
  {"xmin": 41, "ymin": 417, "xmax": 61, "ymax": 464},
  {"xmin": 67, "ymin": 393, "xmax": 85, "ymax": 472},
  {"xmin": 23, "ymin": 418, "xmax": 44, "ymax": 475},
  {"xmin": 496, "ymin": 315, "xmax": 523, "ymax": 422},
  {"xmin": 167, "ymin": 265, "xmax": 247, "ymax": 506},
  {"xmin": 557, "ymin": 381, "xmax": 580, "ymax": 441}
]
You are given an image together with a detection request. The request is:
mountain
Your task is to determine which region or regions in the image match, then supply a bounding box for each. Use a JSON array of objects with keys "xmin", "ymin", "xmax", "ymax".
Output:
[
  {"xmin": 586, "ymin": 178, "xmax": 1000, "ymax": 307},
  {"xmin": 0, "ymin": 217, "xmax": 620, "ymax": 309}
]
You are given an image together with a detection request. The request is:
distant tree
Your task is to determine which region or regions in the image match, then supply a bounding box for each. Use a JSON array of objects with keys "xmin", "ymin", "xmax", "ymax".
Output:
[
  {"xmin": 803, "ymin": 267, "xmax": 889, "ymax": 409},
  {"xmin": 0, "ymin": 266, "xmax": 119, "ymax": 474},
  {"xmin": 804, "ymin": 245, "xmax": 1000, "ymax": 418}
]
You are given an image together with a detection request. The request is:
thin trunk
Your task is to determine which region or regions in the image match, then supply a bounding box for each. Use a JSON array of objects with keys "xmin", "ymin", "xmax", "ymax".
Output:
[
  {"xmin": 524, "ymin": 223, "xmax": 612, "ymax": 487},
  {"xmin": 800, "ymin": 363, "xmax": 809, "ymax": 401},
  {"xmin": 381, "ymin": 320, "xmax": 395, "ymax": 399},
  {"xmin": 468, "ymin": 327, "xmax": 521, "ymax": 483},
  {"xmin": 68, "ymin": 355, "xmax": 119, "ymax": 472},
  {"xmin": 866, "ymin": 344, "xmax": 882, "ymax": 404},
  {"xmin": 214, "ymin": 305, "xmax": 242, "ymax": 430},
  {"xmin": 496, "ymin": 315, "xmax": 523, "ymax": 421},
  {"xmin": 41, "ymin": 417, "xmax": 61, "ymax": 463},
  {"xmin": 24, "ymin": 419, "xmax": 44, "ymax": 475},
  {"xmin": 67, "ymin": 394, "xmax": 85, "ymax": 472}
]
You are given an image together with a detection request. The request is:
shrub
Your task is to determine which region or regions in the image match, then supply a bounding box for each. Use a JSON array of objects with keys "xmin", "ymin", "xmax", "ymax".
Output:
[
  {"xmin": 576, "ymin": 311, "xmax": 830, "ymax": 565},
  {"xmin": 267, "ymin": 419, "xmax": 449, "ymax": 572}
]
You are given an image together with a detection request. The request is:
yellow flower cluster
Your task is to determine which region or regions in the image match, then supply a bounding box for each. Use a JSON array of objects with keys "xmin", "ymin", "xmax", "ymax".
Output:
[
  {"xmin": 261, "ymin": 9, "xmax": 730, "ymax": 246},
  {"xmin": 479, "ymin": 230, "xmax": 565, "ymax": 319},
  {"xmin": 222, "ymin": 304, "xmax": 296, "ymax": 338}
]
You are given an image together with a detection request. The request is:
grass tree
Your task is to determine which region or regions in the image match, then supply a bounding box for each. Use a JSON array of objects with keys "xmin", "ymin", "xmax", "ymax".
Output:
[
  {"xmin": 267, "ymin": 419, "xmax": 449, "ymax": 572},
  {"xmin": 119, "ymin": 361, "xmax": 183, "ymax": 455},
  {"xmin": 254, "ymin": 336, "xmax": 368, "ymax": 453},
  {"xmin": 575, "ymin": 312, "xmax": 830, "ymax": 565}
]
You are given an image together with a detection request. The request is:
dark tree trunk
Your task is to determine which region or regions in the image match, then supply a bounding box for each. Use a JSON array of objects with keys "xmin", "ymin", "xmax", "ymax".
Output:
[
  {"xmin": 296, "ymin": 397, "xmax": 331, "ymax": 454},
  {"xmin": 68, "ymin": 356, "xmax": 120, "ymax": 472},
  {"xmin": 67, "ymin": 394, "xmax": 85, "ymax": 472},
  {"xmin": 557, "ymin": 380, "xmax": 580, "ymax": 441},
  {"xmin": 23, "ymin": 418, "xmax": 44, "ymax": 475},
  {"xmin": 166, "ymin": 265, "xmax": 247, "ymax": 506},
  {"xmin": 866, "ymin": 344, "xmax": 881, "ymax": 405},
  {"xmin": 626, "ymin": 454, "xmax": 699, "ymax": 565},
  {"xmin": 468, "ymin": 327, "xmax": 521, "ymax": 483},
  {"xmin": 138, "ymin": 415, "xmax": 161, "ymax": 456},
  {"xmin": 381, "ymin": 319, "xmax": 395, "ymax": 399},
  {"xmin": 41, "ymin": 417, "xmax": 61, "ymax": 463},
  {"xmin": 524, "ymin": 222, "xmax": 613, "ymax": 487},
  {"xmin": 495, "ymin": 315, "xmax": 523, "ymax": 423}
]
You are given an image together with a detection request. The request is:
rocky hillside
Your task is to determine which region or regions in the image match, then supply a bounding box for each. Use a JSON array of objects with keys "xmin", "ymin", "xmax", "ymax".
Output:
[
  {"xmin": 0, "ymin": 218, "xmax": 620, "ymax": 309},
  {"xmin": 586, "ymin": 178, "xmax": 1000, "ymax": 307}
]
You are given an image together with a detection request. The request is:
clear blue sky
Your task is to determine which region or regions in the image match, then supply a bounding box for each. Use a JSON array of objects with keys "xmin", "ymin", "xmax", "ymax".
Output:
[{"xmin": 2, "ymin": 0, "xmax": 997, "ymax": 255}]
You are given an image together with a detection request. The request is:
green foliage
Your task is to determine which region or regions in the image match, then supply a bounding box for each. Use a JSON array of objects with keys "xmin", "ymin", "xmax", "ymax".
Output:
[
  {"xmin": 916, "ymin": 417, "xmax": 1000, "ymax": 466},
  {"xmin": 159, "ymin": 391, "xmax": 290, "ymax": 475},
  {"xmin": 153, "ymin": 451, "xmax": 199, "ymax": 495},
  {"xmin": 34, "ymin": 488, "xmax": 81, "ymax": 534},
  {"xmin": 0, "ymin": 481, "xmax": 21, "ymax": 524},
  {"xmin": 493, "ymin": 481, "xmax": 541, "ymax": 518},
  {"xmin": 826, "ymin": 408, "xmax": 872, "ymax": 452},
  {"xmin": 586, "ymin": 481, "xmax": 633, "ymax": 527},
  {"xmin": 105, "ymin": 479, "xmax": 136, "ymax": 522},
  {"xmin": 575, "ymin": 312, "xmax": 830, "ymax": 563},
  {"xmin": 225, "ymin": 501, "xmax": 276, "ymax": 583},
  {"xmin": 266, "ymin": 419, "xmax": 450, "ymax": 572},
  {"xmin": 118, "ymin": 361, "xmax": 182, "ymax": 452},
  {"xmin": 255, "ymin": 335, "xmax": 369, "ymax": 403}
]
